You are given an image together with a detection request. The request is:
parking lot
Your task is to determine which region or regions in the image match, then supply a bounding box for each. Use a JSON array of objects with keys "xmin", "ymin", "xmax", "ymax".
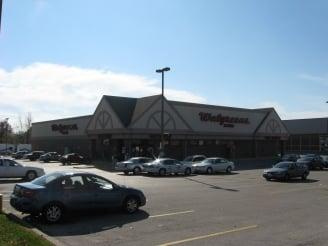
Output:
[{"xmin": 1, "ymin": 159, "xmax": 328, "ymax": 246}]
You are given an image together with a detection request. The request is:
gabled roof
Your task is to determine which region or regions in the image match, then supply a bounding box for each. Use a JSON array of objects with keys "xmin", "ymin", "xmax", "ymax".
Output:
[{"xmin": 103, "ymin": 95, "xmax": 137, "ymax": 127}]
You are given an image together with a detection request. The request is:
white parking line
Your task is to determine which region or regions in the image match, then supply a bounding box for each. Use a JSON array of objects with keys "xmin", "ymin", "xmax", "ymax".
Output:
[
  {"xmin": 271, "ymin": 186, "xmax": 319, "ymax": 195},
  {"xmin": 149, "ymin": 210, "xmax": 195, "ymax": 218},
  {"xmin": 157, "ymin": 224, "xmax": 258, "ymax": 246}
]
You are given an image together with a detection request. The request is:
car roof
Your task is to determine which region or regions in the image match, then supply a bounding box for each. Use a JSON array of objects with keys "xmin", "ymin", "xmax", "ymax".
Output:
[{"xmin": 48, "ymin": 171, "xmax": 96, "ymax": 176}]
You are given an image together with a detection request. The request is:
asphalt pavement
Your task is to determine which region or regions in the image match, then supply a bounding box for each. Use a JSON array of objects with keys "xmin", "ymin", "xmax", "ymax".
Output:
[{"xmin": 1, "ymin": 159, "xmax": 328, "ymax": 246}]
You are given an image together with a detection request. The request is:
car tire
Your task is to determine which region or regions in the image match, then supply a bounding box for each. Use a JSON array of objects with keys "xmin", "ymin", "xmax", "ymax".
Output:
[
  {"xmin": 25, "ymin": 171, "xmax": 37, "ymax": 181},
  {"xmin": 284, "ymin": 174, "xmax": 290, "ymax": 182},
  {"xmin": 133, "ymin": 167, "xmax": 141, "ymax": 175},
  {"xmin": 265, "ymin": 177, "xmax": 270, "ymax": 181},
  {"xmin": 301, "ymin": 173, "xmax": 308, "ymax": 180},
  {"xmin": 43, "ymin": 203, "xmax": 64, "ymax": 224},
  {"xmin": 123, "ymin": 196, "xmax": 140, "ymax": 214},
  {"xmin": 124, "ymin": 171, "xmax": 129, "ymax": 175},
  {"xmin": 226, "ymin": 166, "xmax": 232, "ymax": 174},
  {"xmin": 206, "ymin": 167, "xmax": 213, "ymax": 175},
  {"xmin": 159, "ymin": 168, "xmax": 166, "ymax": 176},
  {"xmin": 184, "ymin": 168, "xmax": 192, "ymax": 176}
]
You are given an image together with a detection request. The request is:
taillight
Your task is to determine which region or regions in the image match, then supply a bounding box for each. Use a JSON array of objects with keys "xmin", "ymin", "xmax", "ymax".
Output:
[{"xmin": 22, "ymin": 189, "xmax": 36, "ymax": 198}]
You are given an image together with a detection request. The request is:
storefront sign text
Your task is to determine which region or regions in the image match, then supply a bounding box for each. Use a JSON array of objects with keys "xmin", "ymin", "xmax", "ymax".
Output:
[
  {"xmin": 51, "ymin": 124, "xmax": 78, "ymax": 135},
  {"xmin": 198, "ymin": 112, "xmax": 249, "ymax": 128}
]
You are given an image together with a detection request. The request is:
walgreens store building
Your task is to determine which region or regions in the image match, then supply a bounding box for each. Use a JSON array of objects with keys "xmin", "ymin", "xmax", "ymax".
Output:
[{"xmin": 31, "ymin": 95, "xmax": 289, "ymax": 161}]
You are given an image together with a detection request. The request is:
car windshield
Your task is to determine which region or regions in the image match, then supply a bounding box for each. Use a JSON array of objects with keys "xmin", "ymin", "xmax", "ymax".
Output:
[
  {"xmin": 183, "ymin": 156, "xmax": 193, "ymax": 162},
  {"xmin": 274, "ymin": 162, "xmax": 290, "ymax": 168},
  {"xmin": 129, "ymin": 158, "xmax": 140, "ymax": 163},
  {"xmin": 32, "ymin": 172, "xmax": 63, "ymax": 186},
  {"xmin": 202, "ymin": 158, "xmax": 215, "ymax": 164}
]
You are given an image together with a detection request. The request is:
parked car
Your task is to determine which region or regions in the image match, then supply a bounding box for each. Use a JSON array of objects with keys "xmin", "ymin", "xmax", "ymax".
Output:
[
  {"xmin": 10, "ymin": 171, "xmax": 146, "ymax": 223},
  {"xmin": 192, "ymin": 157, "xmax": 235, "ymax": 174},
  {"xmin": 115, "ymin": 157, "xmax": 153, "ymax": 175},
  {"xmin": 0, "ymin": 157, "xmax": 45, "ymax": 181},
  {"xmin": 263, "ymin": 161, "xmax": 309, "ymax": 181},
  {"xmin": 39, "ymin": 152, "xmax": 61, "ymax": 163},
  {"xmin": 181, "ymin": 155, "xmax": 206, "ymax": 165},
  {"xmin": 25, "ymin": 151, "xmax": 45, "ymax": 161},
  {"xmin": 143, "ymin": 158, "xmax": 193, "ymax": 176},
  {"xmin": 321, "ymin": 155, "xmax": 328, "ymax": 167},
  {"xmin": 296, "ymin": 156, "xmax": 325, "ymax": 170},
  {"xmin": 12, "ymin": 150, "xmax": 30, "ymax": 159},
  {"xmin": 280, "ymin": 154, "xmax": 300, "ymax": 162},
  {"xmin": 60, "ymin": 153, "xmax": 91, "ymax": 165}
]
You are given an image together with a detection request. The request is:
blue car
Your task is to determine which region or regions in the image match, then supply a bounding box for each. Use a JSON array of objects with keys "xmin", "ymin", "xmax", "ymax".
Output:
[{"xmin": 10, "ymin": 171, "xmax": 146, "ymax": 223}]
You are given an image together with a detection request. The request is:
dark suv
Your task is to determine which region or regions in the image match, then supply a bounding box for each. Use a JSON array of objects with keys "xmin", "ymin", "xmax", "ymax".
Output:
[
  {"xmin": 39, "ymin": 152, "xmax": 61, "ymax": 163},
  {"xmin": 280, "ymin": 154, "xmax": 300, "ymax": 162},
  {"xmin": 25, "ymin": 151, "xmax": 45, "ymax": 161},
  {"xmin": 60, "ymin": 153, "xmax": 91, "ymax": 165},
  {"xmin": 263, "ymin": 161, "xmax": 309, "ymax": 181}
]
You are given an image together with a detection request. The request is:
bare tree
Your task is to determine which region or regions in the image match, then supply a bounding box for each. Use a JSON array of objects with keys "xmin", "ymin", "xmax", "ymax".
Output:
[{"xmin": 24, "ymin": 112, "xmax": 32, "ymax": 143}]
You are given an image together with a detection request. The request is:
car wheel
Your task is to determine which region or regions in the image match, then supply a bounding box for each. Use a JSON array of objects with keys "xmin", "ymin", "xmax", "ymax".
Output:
[
  {"xmin": 184, "ymin": 168, "xmax": 192, "ymax": 176},
  {"xmin": 159, "ymin": 168, "xmax": 166, "ymax": 176},
  {"xmin": 206, "ymin": 167, "xmax": 213, "ymax": 175},
  {"xmin": 265, "ymin": 177, "xmax": 270, "ymax": 181},
  {"xmin": 226, "ymin": 166, "xmax": 232, "ymax": 174},
  {"xmin": 25, "ymin": 171, "xmax": 37, "ymax": 181},
  {"xmin": 302, "ymin": 172, "xmax": 308, "ymax": 180},
  {"xmin": 123, "ymin": 197, "xmax": 139, "ymax": 214},
  {"xmin": 133, "ymin": 167, "xmax": 141, "ymax": 175},
  {"xmin": 284, "ymin": 174, "xmax": 290, "ymax": 181},
  {"xmin": 124, "ymin": 171, "xmax": 129, "ymax": 175},
  {"xmin": 43, "ymin": 203, "xmax": 64, "ymax": 224}
]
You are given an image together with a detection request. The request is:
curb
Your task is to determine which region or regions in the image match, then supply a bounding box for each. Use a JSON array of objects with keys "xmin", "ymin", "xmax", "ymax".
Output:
[{"xmin": 2, "ymin": 207, "xmax": 66, "ymax": 246}]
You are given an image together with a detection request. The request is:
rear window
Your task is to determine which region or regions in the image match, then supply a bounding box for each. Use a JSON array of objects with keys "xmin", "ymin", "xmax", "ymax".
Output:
[{"xmin": 32, "ymin": 172, "xmax": 63, "ymax": 186}]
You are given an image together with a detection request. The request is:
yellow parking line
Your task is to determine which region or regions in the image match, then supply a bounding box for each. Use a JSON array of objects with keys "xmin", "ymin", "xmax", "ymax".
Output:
[
  {"xmin": 157, "ymin": 224, "xmax": 258, "ymax": 246},
  {"xmin": 149, "ymin": 210, "xmax": 195, "ymax": 218}
]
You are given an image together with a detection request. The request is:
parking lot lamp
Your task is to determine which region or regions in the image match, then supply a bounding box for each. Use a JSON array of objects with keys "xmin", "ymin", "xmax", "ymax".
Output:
[
  {"xmin": 156, "ymin": 67, "xmax": 170, "ymax": 157},
  {"xmin": 5, "ymin": 118, "xmax": 8, "ymax": 154}
]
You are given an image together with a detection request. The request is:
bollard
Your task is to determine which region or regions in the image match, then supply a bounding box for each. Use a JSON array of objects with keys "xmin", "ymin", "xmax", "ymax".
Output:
[{"xmin": 0, "ymin": 194, "xmax": 2, "ymax": 213}]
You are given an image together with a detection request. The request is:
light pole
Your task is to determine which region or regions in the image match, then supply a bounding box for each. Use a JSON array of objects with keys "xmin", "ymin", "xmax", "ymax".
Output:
[
  {"xmin": 5, "ymin": 118, "xmax": 8, "ymax": 155},
  {"xmin": 156, "ymin": 67, "xmax": 170, "ymax": 157}
]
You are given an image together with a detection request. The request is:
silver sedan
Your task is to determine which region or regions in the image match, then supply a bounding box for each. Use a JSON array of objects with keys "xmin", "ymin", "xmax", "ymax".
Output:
[
  {"xmin": 192, "ymin": 157, "xmax": 235, "ymax": 174},
  {"xmin": 143, "ymin": 158, "xmax": 193, "ymax": 176}
]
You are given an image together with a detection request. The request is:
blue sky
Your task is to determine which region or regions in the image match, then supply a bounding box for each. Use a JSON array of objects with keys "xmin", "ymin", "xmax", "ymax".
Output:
[{"xmin": 0, "ymin": 0, "xmax": 327, "ymax": 126}]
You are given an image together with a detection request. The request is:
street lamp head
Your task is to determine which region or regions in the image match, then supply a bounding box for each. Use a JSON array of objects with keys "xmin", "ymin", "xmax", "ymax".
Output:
[{"xmin": 156, "ymin": 67, "xmax": 170, "ymax": 73}]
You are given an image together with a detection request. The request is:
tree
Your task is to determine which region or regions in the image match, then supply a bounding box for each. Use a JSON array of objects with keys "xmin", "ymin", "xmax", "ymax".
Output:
[
  {"xmin": 24, "ymin": 112, "xmax": 32, "ymax": 143},
  {"xmin": 0, "ymin": 120, "xmax": 12, "ymax": 143}
]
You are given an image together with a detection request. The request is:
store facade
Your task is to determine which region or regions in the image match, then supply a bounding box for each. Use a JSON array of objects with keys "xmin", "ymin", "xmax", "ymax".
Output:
[
  {"xmin": 31, "ymin": 95, "xmax": 289, "ymax": 160},
  {"xmin": 283, "ymin": 117, "xmax": 328, "ymax": 154}
]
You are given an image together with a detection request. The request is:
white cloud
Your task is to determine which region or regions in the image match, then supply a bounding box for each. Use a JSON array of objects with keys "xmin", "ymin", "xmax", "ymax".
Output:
[
  {"xmin": 258, "ymin": 101, "xmax": 327, "ymax": 120},
  {"xmin": 298, "ymin": 73, "xmax": 328, "ymax": 86},
  {"xmin": 0, "ymin": 62, "xmax": 206, "ymax": 124}
]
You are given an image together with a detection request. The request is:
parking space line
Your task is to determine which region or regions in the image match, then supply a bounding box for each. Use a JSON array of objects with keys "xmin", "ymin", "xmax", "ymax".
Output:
[
  {"xmin": 271, "ymin": 187, "xmax": 318, "ymax": 195},
  {"xmin": 157, "ymin": 224, "xmax": 258, "ymax": 246},
  {"xmin": 149, "ymin": 210, "xmax": 195, "ymax": 218}
]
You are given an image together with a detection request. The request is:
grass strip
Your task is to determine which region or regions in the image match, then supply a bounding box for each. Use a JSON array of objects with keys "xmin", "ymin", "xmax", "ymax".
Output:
[{"xmin": 0, "ymin": 213, "xmax": 52, "ymax": 246}]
